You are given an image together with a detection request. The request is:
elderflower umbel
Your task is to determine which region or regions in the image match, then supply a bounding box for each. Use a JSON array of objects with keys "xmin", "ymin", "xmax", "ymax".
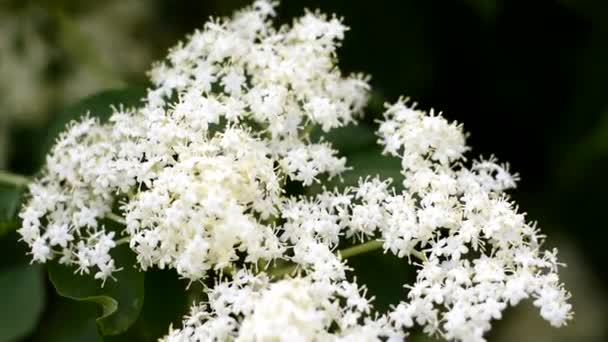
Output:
[
  {"xmin": 376, "ymin": 100, "xmax": 572, "ymax": 340},
  {"xmin": 162, "ymin": 271, "xmax": 401, "ymax": 342},
  {"xmin": 19, "ymin": 0, "xmax": 368, "ymax": 282},
  {"xmin": 17, "ymin": 1, "xmax": 572, "ymax": 341}
]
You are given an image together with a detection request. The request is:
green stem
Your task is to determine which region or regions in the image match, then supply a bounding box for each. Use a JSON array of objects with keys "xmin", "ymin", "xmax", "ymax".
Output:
[
  {"xmin": 269, "ymin": 240, "xmax": 370, "ymax": 279},
  {"xmin": 0, "ymin": 170, "xmax": 30, "ymax": 187},
  {"xmin": 269, "ymin": 239, "xmax": 427, "ymax": 279},
  {"xmin": 411, "ymin": 249, "xmax": 427, "ymax": 262},
  {"xmin": 106, "ymin": 212, "xmax": 127, "ymax": 226},
  {"xmin": 269, "ymin": 263, "xmax": 298, "ymax": 279},
  {"xmin": 115, "ymin": 236, "xmax": 131, "ymax": 245},
  {"xmin": 337, "ymin": 239, "xmax": 383, "ymax": 259}
]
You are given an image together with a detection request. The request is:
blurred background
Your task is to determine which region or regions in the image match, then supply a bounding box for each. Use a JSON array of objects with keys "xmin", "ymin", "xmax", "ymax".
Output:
[{"xmin": 0, "ymin": 0, "xmax": 607, "ymax": 341}]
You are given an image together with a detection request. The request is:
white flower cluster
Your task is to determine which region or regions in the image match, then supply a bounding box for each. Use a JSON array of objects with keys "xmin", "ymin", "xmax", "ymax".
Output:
[
  {"xmin": 19, "ymin": 118, "xmax": 118, "ymax": 281},
  {"xmin": 162, "ymin": 271, "xmax": 400, "ymax": 342},
  {"xmin": 374, "ymin": 101, "xmax": 572, "ymax": 340},
  {"xmin": 19, "ymin": 0, "xmax": 366, "ymax": 282},
  {"xmin": 17, "ymin": 1, "xmax": 572, "ymax": 341},
  {"xmin": 124, "ymin": 128, "xmax": 284, "ymax": 279}
]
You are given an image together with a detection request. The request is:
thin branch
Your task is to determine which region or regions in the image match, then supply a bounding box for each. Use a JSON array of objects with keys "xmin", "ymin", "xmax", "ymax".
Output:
[
  {"xmin": 106, "ymin": 212, "xmax": 127, "ymax": 225},
  {"xmin": 269, "ymin": 263, "xmax": 299, "ymax": 279},
  {"xmin": 337, "ymin": 239, "xmax": 383, "ymax": 259},
  {"xmin": 115, "ymin": 236, "xmax": 131, "ymax": 245},
  {"xmin": 0, "ymin": 170, "xmax": 30, "ymax": 187},
  {"xmin": 269, "ymin": 239, "xmax": 427, "ymax": 279}
]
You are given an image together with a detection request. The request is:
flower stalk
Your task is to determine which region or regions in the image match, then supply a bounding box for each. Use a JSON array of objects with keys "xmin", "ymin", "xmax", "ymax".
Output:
[{"xmin": 0, "ymin": 170, "xmax": 30, "ymax": 187}]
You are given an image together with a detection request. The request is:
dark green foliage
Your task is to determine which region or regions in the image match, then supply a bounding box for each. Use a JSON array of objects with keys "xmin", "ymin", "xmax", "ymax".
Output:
[
  {"xmin": 48, "ymin": 244, "xmax": 145, "ymax": 336},
  {"xmin": 0, "ymin": 265, "xmax": 45, "ymax": 341},
  {"xmin": 0, "ymin": 185, "xmax": 24, "ymax": 237}
]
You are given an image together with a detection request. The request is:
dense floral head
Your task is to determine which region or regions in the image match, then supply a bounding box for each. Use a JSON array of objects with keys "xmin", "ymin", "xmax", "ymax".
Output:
[
  {"xmin": 18, "ymin": 0, "xmax": 369, "ymax": 282},
  {"xmin": 162, "ymin": 271, "xmax": 401, "ymax": 341},
  {"xmin": 17, "ymin": 1, "xmax": 572, "ymax": 341}
]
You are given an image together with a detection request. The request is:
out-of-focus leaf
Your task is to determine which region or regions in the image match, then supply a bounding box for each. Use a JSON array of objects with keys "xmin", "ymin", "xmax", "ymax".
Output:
[
  {"xmin": 569, "ymin": 110, "xmax": 608, "ymax": 159},
  {"xmin": 30, "ymin": 296, "xmax": 101, "ymax": 342},
  {"xmin": 348, "ymin": 249, "xmax": 413, "ymax": 314},
  {"xmin": 0, "ymin": 264, "xmax": 45, "ymax": 341},
  {"xmin": 344, "ymin": 147, "xmax": 403, "ymax": 185},
  {"xmin": 557, "ymin": 0, "xmax": 608, "ymax": 22},
  {"xmin": 307, "ymin": 122, "xmax": 403, "ymax": 194},
  {"xmin": 0, "ymin": 185, "xmax": 24, "ymax": 237},
  {"xmin": 462, "ymin": 0, "xmax": 502, "ymax": 20},
  {"xmin": 48, "ymin": 244, "xmax": 145, "ymax": 336},
  {"xmin": 555, "ymin": 110, "xmax": 608, "ymax": 189},
  {"xmin": 311, "ymin": 123, "xmax": 377, "ymax": 154},
  {"xmin": 106, "ymin": 269, "xmax": 193, "ymax": 342},
  {"xmin": 39, "ymin": 87, "xmax": 146, "ymax": 165}
]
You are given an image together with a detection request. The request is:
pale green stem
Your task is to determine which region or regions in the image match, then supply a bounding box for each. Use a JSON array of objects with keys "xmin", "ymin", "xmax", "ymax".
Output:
[
  {"xmin": 339, "ymin": 239, "xmax": 427, "ymax": 262},
  {"xmin": 269, "ymin": 239, "xmax": 427, "ymax": 279},
  {"xmin": 106, "ymin": 212, "xmax": 127, "ymax": 226},
  {"xmin": 337, "ymin": 239, "xmax": 384, "ymax": 259},
  {"xmin": 0, "ymin": 170, "xmax": 30, "ymax": 187},
  {"xmin": 302, "ymin": 123, "xmax": 316, "ymax": 137},
  {"xmin": 269, "ymin": 263, "xmax": 298, "ymax": 279},
  {"xmin": 115, "ymin": 236, "xmax": 131, "ymax": 246},
  {"xmin": 411, "ymin": 249, "xmax": 427, "ymax": 262}
]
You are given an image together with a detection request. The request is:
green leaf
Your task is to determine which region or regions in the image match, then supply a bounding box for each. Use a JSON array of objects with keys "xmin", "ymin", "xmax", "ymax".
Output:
[
  {"xmin": 348, "ymin": 249, "xmax": 414, "ymax": 314},
  {"xmin": 311, "ymin": 123, "xmax": 377, "ymax": 154},
  {"xmin": 105, "ymin": 269, "xmax": 193, "ymax": 342},
  {"xmin": 0, "ymin": 264, "xmax": 45, "ymax": 341},
  {"xmin": 48, "ymin": 244, "xmax": 145, "ymax": 336},
  {"xmin": 344, "ymin": 147, "xmax": 404, "ymax": 186},
  {"xmin": 555, "ymin": 110, "xmax": 608, "ymax": 190},
  {"xmin": 29, "ymin": 297, "xmax": 101, "ymax": 342},
  {"xmin": 306, "ymin": 122, "xmax": 404, "ymax": 195},
  {"xmin": 462, "ymin": 0, "xmax": 501, "ymax": 20},
  {"xmin": 0, "ymin": 185, "xmax": 24, "ymax": 237}
]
